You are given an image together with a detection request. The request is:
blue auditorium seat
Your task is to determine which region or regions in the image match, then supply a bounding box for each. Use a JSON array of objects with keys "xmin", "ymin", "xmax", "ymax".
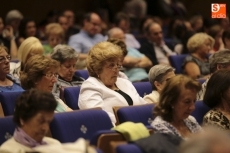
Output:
[
  {"xmin": 116, "ymin": 104, "xmax": 154, "ymax": 126},
  {"xmin": 133, "ymin": 82, "xmax": 152, "ymax": 97},
  {"xmin": 169, "ymin": 54, "xmax": 187, "ymax": 74},
  {"xmin": 63, "ymin": 86, "xmax": 81, "ymax": 110},
  {"xmin": 116, "ymin": 144, "xmax": 143, "ymax": 153},
  {"xmin": 191, "ymin": 101, "xmax": 210, "ymax": 125},
  {"xmin": 0, "ymin": 91, "xmax": 24, "ymax": 116},
  {"xmin": 75, "ymin": 70, "xmax": 89, "ymax": 80},
  {"xmin": 0, "ymin": 116, "xmax": 15, "ymax": 145},
  {"xmin": 50, "ymin": 109, "xmax": 113, "ymax": 143}
]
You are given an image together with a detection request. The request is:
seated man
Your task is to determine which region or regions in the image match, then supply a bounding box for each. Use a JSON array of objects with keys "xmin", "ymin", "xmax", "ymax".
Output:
[
  {"xmin": 140, "ymin": 22, "xmax": 176, "ymax": 68},
  {"xmin": 107, "ymin": 27, "xmax": 152, "ymax": 82},
  {"xmin": 68, "ymin": 12, "xmax": 104, "ymax": 69}
]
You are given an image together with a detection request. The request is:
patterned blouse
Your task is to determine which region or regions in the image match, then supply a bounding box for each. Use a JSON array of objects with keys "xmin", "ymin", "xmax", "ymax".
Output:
[
  {"xmin": 203, "ymin": 109, "xmax": 230, "ymax": 130},
  {"xmin": 151, "ymin": 116, "xmax": 202, "ymax": 139}
]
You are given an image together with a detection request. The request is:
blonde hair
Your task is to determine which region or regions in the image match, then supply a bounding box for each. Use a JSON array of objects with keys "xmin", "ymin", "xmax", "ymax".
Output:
[
  {"xmin": 18, "ymin": 37, "xmax": 44, "ymax": 69},
  {"xmin": 87, "ymin": 41, "xmax": 123, "ymax": 77},
  {"xmin": 187, "ymin": 32, "xmax": 214, "ymax": 53},
  {"xmin": 153, "ymin": 75, "xmax": 201, "ymax": 122},
  {"xmin": 20, "ymin": 55, "xmax": 59, "ymax": 90},
  {"xmin": 45, "ymin": 23, "xmax": 65, "ymax": 40}
]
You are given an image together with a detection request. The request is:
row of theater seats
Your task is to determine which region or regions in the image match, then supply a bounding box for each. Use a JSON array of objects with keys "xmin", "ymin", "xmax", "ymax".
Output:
[{"xmin": 0, "ymin": 101, "xmax": 210, "ymax": 153}]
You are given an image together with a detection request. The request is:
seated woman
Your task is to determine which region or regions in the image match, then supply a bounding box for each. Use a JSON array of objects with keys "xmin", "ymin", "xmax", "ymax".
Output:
[
  {"xmin": 0, "ymin": 45, "xmax": 23, "ymax": 92},
  {"xmin": 10, "ymin": 36, "xmax": 44, "ymax": 79},
  {"xmin": 20, "ymin": 55, "xmax": 72, "ymax": 112},
  {"xmin": 203, "ymin": 70, "xmax": 230, "ymax": 130},
  {"xmin": 151, "ymin": 75, "xmax": 202, "ymax": 139},
  {"xmin": 43, "ymin": 23, "xmax": 65, "ymax": 56},
  {"xmin": 182, "ymin": 33, "xmax": 214, "ymax": 79},
  {"xmin": 50, "ymin": 44, "xmax": 84, "ymax": 97},
  {"xmin": 144, "ymin": 64, "xmax": 175, "ymax": 104},
  {"xmin": 0, "ymin": 89, "xmax": 61, "ymax": 152},
  {"xmin": 78, "ymin": 41, "xmax": 147, "ymax": 124}
]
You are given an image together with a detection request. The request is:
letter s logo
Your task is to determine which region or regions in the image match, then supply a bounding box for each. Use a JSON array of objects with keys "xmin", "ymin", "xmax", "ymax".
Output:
[{"xmin": 212, "ymin": 4, "xmax": 220, "ymax": 12}]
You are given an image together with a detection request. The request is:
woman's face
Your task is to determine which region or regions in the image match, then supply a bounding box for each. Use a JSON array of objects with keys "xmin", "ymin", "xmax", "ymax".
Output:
[
  {"xmin": 197, "ymin": 39, "xmax": 212, "ymax": 56},
  {"xmin": 59, "ymin": 59, "xmax": 76, "ymax": 81},
  {"xmin": 172, "ymin": 88, "xmax": 197, "ymax": 121},
  {"xmin": 21, "ymin": 111, "xmax": 54, "ymax": 143},
  {"xmin": 35, "ymin": 68, "xmax": 58, "ymax": 92},
  {"xmin": 99, "ymin": 58, "xmax": 121, "ymax": 88},
  {"xmin": 155, "ymin": 71, "xmax": 175, "ymax": 91},
  {"xmin": 26, "ymin": 21, "xmax": 36, "ymax": 37},
  {"xmin": 0, "ymin": 49, "xmax": 10, "ymax": 75},
  {"xmin": 48, "ymin": 34, "xmax": 62, "ymax": 48}
]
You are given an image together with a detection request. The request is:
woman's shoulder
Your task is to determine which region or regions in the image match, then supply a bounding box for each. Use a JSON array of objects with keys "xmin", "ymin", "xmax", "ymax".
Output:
[
  {"xmin": 143, "ymin": 91, "xmax": 159, "ymax": 104},
  {"xmin": 0, "ymin": 137, "xmax": 31, "ymax": 152}
]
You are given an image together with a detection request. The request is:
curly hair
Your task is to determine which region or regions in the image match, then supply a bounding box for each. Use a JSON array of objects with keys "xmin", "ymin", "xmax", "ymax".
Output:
[
  {"xmin": 153, "ymin": 75, "xmax": 201, "ymax": 122},
  {"xmin": 107, "ymin": 38, "xmax": 128, "ymax": 56},
  {"xmin": 87, "ymin": 41, "xmax": 123, "ymax": 77},
  {"xmin": 13, "ymin": 89, "xmax": 57, "ymax": 127},
  {"xmin": 20, "ymin": 55, "xmax": 59, "ymax": 90}
]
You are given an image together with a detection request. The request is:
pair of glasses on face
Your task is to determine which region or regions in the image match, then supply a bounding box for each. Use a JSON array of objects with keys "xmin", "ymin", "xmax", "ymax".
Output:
[
  {"xmin": 43, "ymin": 73, "xmax": 58, "ymax": 79},
  {"xmin": 106, "ymin": 63, "xmax": 123, "ymax": 71},
  {"xmin": 0, "ymin": 55, "xmax": 11, "ymax": 63}
]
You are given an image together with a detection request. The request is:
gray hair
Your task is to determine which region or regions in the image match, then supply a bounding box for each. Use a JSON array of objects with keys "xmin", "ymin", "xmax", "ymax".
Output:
[
  {"xmin": 107, "ymin": 27, "xmax": 123, "ymax": 39},
  {"xmin": 5, "ymin": 10, "xmax": 23, "ymax": 24},
  {"xmin": 209, "ymin": 49, "xmax": 230, "ymax": 73},
  {"xmin": 50, "ymin": 44, "xmax": 78, "ymax": 64},
  {"xmin": 148, "ymin": 64, "xmax": 174, "ymax": 90}
]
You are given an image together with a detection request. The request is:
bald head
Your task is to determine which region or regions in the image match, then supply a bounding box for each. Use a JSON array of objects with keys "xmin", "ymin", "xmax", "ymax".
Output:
[
  {"xmin": 83, "ymin": 12, "xmax": 101, "ymax": 36},
  {"xmin": 108, "ymin": 27, "xmax": 125, "ymax": 41}
]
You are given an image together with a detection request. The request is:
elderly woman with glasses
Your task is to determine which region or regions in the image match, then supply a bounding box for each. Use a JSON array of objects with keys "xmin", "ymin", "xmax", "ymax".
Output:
[
  {"xmin": 78, "ymin": 41, "xmax": 147, "ymax": 124},
  {"xmin": 20, "ymin": 54, "xmax": 72, "ymax": 112},
  {"xmin": 50, "ymin": 44, "xmax": 84, "ymax": 97},
  {"xmin": 0, "ymin": 45, "xmax": 23, "ymax": 92}
]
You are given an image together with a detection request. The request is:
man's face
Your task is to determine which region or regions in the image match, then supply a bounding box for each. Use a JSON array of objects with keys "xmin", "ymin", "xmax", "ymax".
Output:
[
  {"xmin": 84, "ymin": 14, "xmax": 101, "ymax": 36},
  {"xmin": 148, "ymin": 23, "xmax": 163, "ymax": 45}
]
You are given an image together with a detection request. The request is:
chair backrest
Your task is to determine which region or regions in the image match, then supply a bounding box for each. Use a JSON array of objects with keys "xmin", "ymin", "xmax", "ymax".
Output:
[
  {"xmin": 116, "ymin": 144, "xmax": 143, "ymax": 153},
  {"xmin": 116, "ymin": 104, "xmax": 154, "ymax": 126},
  {"xmin": 169, "ymin": 54, "xmax": 187, "ymax": 74},
  {"xmin": 132, "ymin": 82, "xmax": 152, "ymax": 97},
  {"xmin": 191, "ymin": 101, "xmax": 210, "ymax": 125},
  {"xmin": 75, "ymin": 70, "xmax": 89, "ymax": 80},
  {"xmin": 50, "ymin": 109, "xmax": 113, "ymax": 143},
  {"xmin": 63, "ymin": 86, "xmax": 81, "ymax": 110},
  {"xmin": 0, "ymin": 116, "xmax": 15, "ymax": 145},
  {"xmin": 0, "ymin": 91, "xmax": 24, "ymax": 116}
]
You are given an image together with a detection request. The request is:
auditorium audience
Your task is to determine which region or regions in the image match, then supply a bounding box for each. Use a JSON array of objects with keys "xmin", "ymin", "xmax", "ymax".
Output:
[
  {"xmin": 197, "ymin": 49, "xmax": 230, "ymax": 100},
  {"xmin": 78, "ymin": 41, "xmax": 147, "ymax": 124},
  {"xmin": 182, "ymin": 33, "xmax": 214, "ymax": 79},
  {"xmin": 208, "ymin": 25, "xmax": 224, "ymax": 52},
  {"xmin": 144, "ymin": 64, "xmax": 175, "ymax": 104},
  {"xmin": 10, "ymin": 36, "xmax": 44, "ymax": 79},
  {"xmin": 0, "ymin": 89, "xmax": 61, "ymax": 152},
  {"xmin": 0, "ymin": 45, "xmax": 23, "ymax": 92},
  {"xmin": 151, "ymin": 75, "xmax": 202, "ymax": 139},
  {"xmin": 203, "ymin": 70, "xmax": 230, "ymax": 130},
  {"xmin": 50, "ymin": 44, "xmax": 84, "ymax": 97},
  {"xmin": 43, "ymin": 23, "xmax": 65, "ymax": 55},
  {"xmin": 107, "ymin": 27, "xmax": 151, "ymax": 82},
  {"xmin": 20, "ymin": 55, "xmax": 72, "ymax": 112}
]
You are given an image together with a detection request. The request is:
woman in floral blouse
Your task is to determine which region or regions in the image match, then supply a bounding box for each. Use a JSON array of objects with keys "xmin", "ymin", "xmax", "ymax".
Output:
[{"xmin": 151, "ymin": 75, "xmax": 202, "ymax": 139}]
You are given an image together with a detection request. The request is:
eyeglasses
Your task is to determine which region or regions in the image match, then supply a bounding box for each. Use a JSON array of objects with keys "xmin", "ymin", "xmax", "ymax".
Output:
[
  {"xmin": 44, "ymin": 73, "xmax": 58, "ymax": 79},
  {"xmin": 0, "ymin": 55, "xmax": 11, "ymax": 63},
  {"xmin": 106, "ymin": 63, "xmax": 123, "ymax": 71}
]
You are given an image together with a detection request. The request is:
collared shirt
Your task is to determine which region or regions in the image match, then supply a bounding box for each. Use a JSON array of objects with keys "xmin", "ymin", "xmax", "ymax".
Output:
[
  {"xmin": 154, "ymin": 43, "xmax": 176, "ymax": 65},
  {"xmin": 68, "ymin": 30, "xmax": 105, "ymax": 53},
  {"xmin": 125, "ymin": 33, "xmax": 140, "ymax": 49}
]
